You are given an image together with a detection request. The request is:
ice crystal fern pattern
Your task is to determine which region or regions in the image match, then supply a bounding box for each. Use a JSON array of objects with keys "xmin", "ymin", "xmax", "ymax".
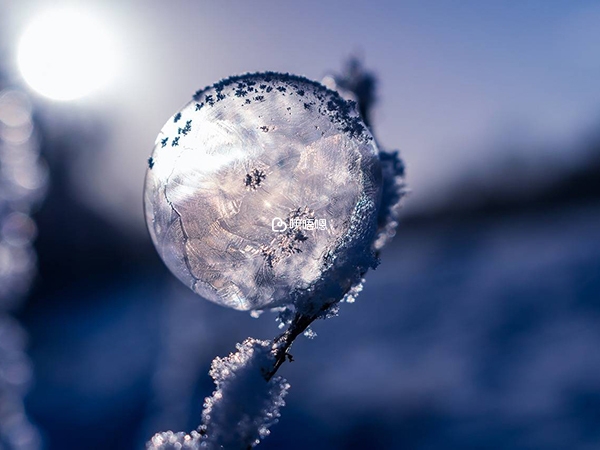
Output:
[
  {"xmin": 144, "ymin": 73, "xmax": 382, "ymax": 311},
  {"xmin": 145, "ymin": 70, "xmax": 406, "ymax": 449}
]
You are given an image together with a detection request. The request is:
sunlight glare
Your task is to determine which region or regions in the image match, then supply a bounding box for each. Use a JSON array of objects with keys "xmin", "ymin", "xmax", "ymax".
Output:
[{"xmin": 17, "ymin": 9, "xmax": 116, "ymax": 101}]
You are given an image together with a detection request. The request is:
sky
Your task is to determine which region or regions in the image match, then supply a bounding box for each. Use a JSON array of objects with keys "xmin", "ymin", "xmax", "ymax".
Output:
[{"xmin": 1, "ymin": 0, "xmax": 600, "ymax": 229}]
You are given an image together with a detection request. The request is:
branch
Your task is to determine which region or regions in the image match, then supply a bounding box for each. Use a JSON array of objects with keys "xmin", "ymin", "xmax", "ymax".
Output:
[{"xmin": 265, "ymin": 302, "xmax": 335, "ymax": 381}]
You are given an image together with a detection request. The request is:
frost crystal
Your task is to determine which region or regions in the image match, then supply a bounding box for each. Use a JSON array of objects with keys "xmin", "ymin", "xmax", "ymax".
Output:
[
  {"xmin": 341, "ymin": 278, "xmax": 365, "ymax": 304},
  {"xmin": 147, "ymin": 338, "xmax": 289, "ymax": 450},
  {"xmin": 144, "ymin": 73, "xmax": 382, "ymax": 311},
  {"xmin": 373, "ymin": 150, "xmax": 407, "ymax": 250},
  {"xmin": 202, "ymin": 338, "xmax": 290, "ymax": 449},
  {"xmin": 147, "ymin": 431, "xmax": 203, "ymax": 450}
]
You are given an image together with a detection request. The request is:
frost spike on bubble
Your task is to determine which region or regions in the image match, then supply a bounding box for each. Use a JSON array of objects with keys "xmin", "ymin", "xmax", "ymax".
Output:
[{"xmin": 144, "ymin": 72, "xmax": 383, "ymax": 311}]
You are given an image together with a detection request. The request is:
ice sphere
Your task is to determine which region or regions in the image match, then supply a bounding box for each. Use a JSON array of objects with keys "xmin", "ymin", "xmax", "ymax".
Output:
[{"xmin": 144, "ymin": 73, "xmax": 382, "ymax": 310}]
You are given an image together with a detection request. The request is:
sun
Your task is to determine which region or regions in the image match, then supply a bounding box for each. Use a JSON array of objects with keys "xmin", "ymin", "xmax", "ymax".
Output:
[{"xmin": 17, "ymin": 9, "xmax": 116, "ymax": 101}]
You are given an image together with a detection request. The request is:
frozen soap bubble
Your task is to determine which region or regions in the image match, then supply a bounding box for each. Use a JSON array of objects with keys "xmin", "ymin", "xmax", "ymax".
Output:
[{"xmin": 144, "ymin": 73, "xmax": 382, "ymax": 311}]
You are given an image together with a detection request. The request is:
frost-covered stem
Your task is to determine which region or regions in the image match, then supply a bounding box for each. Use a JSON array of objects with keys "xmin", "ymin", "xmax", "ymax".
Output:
[
  {"xmin": 267, "ymin": 315, "xmax": 311, "ymax": 380},
  {"xmin": 266, "ymin": 303, "xmax": 333, "ymax": 381}
]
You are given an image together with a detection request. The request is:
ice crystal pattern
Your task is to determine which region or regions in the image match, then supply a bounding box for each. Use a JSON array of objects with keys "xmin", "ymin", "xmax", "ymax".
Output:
[
  {"xmin": 145, "ymin": 69, "xmax": 406, "ymax": 450},
  {"xmin": 144, "ymin": 73, "xmax": 382, "ymax": 311}
]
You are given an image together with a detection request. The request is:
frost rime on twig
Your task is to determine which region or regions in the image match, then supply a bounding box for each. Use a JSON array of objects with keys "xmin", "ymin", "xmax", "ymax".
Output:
[
  {"xmin": 148, "ymin": 431, "xmax": 203, "ymax": 450},
  {"xmin": 202, "ymin": 338, "xmax": 290, "ymax": 448},
  {"xmin": 147, "ymin": 339, "xmax": 289, "ymax": 450}
]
